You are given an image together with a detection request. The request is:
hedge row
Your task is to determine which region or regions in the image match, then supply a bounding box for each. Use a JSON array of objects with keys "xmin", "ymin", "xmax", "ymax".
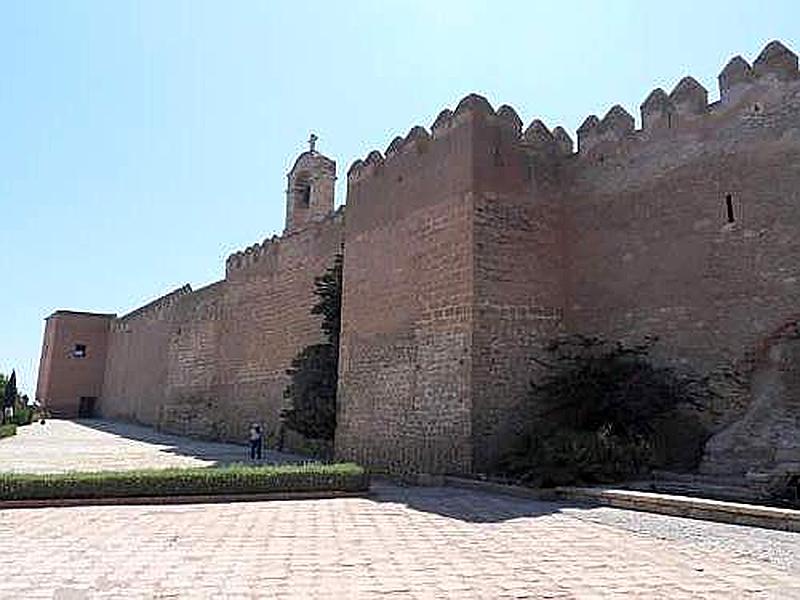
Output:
[
  {"xmin": 0, "ymin": 424, "xmax": 16, "ymax": 439},
  {"xmin": 0, "ymin": 462, "xmax": 368, "ymax": 501}
]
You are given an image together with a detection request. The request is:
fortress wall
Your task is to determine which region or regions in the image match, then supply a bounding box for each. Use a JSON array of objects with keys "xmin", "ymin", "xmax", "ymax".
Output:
[
  {"xmin": 563, "ymin": 73, "xmax": 800, "ymax": 410},
  {"xmin": 100, "ymin": 286, "xmax": 192, "ymax": 425},
  {"xmin": 159, "ymin": 214, "xmax": 345, "ymax": 445},
  {"xmin": 159, "ymin": 281, "xmax": 228, "ymax": 438},
  {"xmin": 36, "ymin": 39, "xmax": 800, "ymax": 478},
  {"xmin": 469, "ymin": 113, "xmax": 568, "ymax": 471},
  {"xmin": 336, "ymin": 100, "xmax": 484, "ymax": 474}
]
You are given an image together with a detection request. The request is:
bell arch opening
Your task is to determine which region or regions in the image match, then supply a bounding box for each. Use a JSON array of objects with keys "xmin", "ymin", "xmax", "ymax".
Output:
[{"xmin": 293, "ymin": 171, "xmax": 312, "ymax": 209}]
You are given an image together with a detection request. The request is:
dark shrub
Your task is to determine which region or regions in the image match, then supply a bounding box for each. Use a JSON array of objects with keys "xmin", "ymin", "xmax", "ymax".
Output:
[
  {"xmin": 500, "ymin": 426, "xmax": 652, "ymax": 487},
  {"xmin": 767, "ymin": 471, "xmax": 800, "ymax": 508},
  {"xmin": 500, "ymin": 335, "xmax": 717, "ymax": 486}
]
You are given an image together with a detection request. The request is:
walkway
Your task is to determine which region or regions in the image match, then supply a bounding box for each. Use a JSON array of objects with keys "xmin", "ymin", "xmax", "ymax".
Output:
[
  {"xmin": 0, "ymin": 419, "xmax": 303, "ymax": 473},
  {"xmin": 0, "ymin": 420, "xmax": 798, "ymax": 598}
]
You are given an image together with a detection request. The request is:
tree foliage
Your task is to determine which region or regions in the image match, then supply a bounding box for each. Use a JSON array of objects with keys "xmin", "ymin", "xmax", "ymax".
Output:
[
  {"xmin": 311, "ymin": 253, "xmax": 343, "ymax": 348},
  {"xmin": 3, "ymin": 370, "xmax": 17, "ymax": 408},
  {"xmin": 530, "ymin": 336, "xmax": 712, "ymax": 439},
  {"xmin": 282, "ymin": 344, "xmax": 338, "ymax": 441},
  {"xmin": 0, "ymin": 371, "xmax": 35, "ymax": 426},
  {"xmin": 282, "ymin": 253, "xmax": 343, "ymax": 442},
  {"xmin": 501, "ymin": 335, "xmax": 718, "ymax": 486}
]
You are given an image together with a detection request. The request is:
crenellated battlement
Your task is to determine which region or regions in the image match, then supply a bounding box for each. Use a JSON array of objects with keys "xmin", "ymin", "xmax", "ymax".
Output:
[
  {"xmin": 576, "ymin": 40, "xmax": 799, "ymax": 158},
  {"xmin": 347, "ymin": 92, "xmax": 574, "ymax": 194},
  {"xmin": 236, "ymin": 40, "xmax": 798, "ymax": 275},
  {"xmin": 224, "ymin": 233, "xmax": 281, "ymax": 279},
  {"xmin": 225, "ymin": 205, "xmax": 345, "ymax": 280},
  {"xmin": 116, "ymin": 284, "xmax": 193, "ymax": 327},
  {"xmin": 345, "ymin": 38, "xmax": 800, "ymax": 188}
]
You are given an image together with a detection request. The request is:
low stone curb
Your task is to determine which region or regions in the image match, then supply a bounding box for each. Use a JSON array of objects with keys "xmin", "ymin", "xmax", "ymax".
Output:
[
  {"xmin": 0, "ymin": 489, "xmax": 369, "ymax": 510},
  {"xmin": 558, "ymin": 486, "xmax": 800, "ymax": 532},
  {"xmin": 441, "ymin": 476, "xmax": 559, "ymax": 501},
  {"xmin": 442, "ymin": 476, "xmax": 800, "ymax": 532}
]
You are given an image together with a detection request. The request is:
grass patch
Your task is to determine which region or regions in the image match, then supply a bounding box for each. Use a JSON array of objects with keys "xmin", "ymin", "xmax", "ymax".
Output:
[
  {"xmin": 0, "ymin": 424, "xmax": 16, "ymax": 439},
  {"xmin": 0, "ymin": 462, "xmax": 368, "ymax": 501}
]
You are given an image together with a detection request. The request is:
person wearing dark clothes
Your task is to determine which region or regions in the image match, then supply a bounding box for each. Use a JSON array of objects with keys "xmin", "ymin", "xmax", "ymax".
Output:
[{"xmin": 249, "ymin": 422, "xmax": 263, "ymax": 460}]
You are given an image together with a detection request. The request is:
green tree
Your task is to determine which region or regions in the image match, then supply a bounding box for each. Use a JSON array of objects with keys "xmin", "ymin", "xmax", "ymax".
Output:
[
  {"xmin": 3, "ymin": 370, "xmax": 17, "ymax": 425},
  {"xmin": 311, "ymin": 253, "xmax": 343, "ymax": 349},
  {"xmin": 282, "ymin": 253, "xmax": 343, "ymax": 442},
  {"xmin": 282, "ymin": 344, "xmax": 338, "ymax": 441}
]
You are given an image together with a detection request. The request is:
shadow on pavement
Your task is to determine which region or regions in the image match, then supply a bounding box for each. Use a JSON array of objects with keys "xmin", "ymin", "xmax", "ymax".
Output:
[
  {"xmin": 58, "ymin": 420, "xmax": 585, "ymax": 523},
  {"xmin": 369, "ymin": 479, "xmax": 586, "ymax": 523},
  {"xmin": 74, "ymin": 418, "xmax": 310, "ymax": 466}
]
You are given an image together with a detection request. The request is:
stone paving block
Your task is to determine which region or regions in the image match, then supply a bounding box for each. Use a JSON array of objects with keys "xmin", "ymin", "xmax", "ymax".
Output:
[{"xmin": 1, "ymin": 420, "xmax": 799, "ymax": 598}]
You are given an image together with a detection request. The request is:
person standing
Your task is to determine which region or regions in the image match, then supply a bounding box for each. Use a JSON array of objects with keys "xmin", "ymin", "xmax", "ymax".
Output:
[{"xmin": 248, "ymin": 422, "xmax": 263, "ymax": 460}]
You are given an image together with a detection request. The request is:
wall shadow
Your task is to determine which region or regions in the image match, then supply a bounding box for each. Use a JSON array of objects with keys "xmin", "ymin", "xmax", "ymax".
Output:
[
  {"xmin": 74, "ymin": 418, "xmax": 310, "ymax": 466},
  {"xmin": 369, "ymin": 480, "xmax": 591, "ymax": 524},
  {"xmin": 68, "ymin": 419, "xmax": 586, "ymax": 523}
]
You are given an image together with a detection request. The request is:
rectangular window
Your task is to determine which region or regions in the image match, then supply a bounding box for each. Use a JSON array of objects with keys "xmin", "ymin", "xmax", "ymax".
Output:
[{"xmin": 73, "ymin": 344, "xmax": 87, "ymax": 358}]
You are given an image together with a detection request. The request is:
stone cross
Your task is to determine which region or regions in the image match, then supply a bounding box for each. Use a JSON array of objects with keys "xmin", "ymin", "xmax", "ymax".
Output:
[{"xmin": 308, "ymin": 133, "xmax": 318, "ymax": 153}]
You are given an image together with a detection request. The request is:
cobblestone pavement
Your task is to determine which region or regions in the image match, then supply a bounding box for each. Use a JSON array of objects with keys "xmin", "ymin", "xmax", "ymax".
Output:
[
  {"xmin": 0, "ymin": 484, "xmax": 797, "ymax": 599},
  {"xmin": 0, "ymin": 419, "xmax": 303, "ymax": 473},
  {"xmin": 1, "ymin": 421, "xmax": 798, "ymax": 598}
]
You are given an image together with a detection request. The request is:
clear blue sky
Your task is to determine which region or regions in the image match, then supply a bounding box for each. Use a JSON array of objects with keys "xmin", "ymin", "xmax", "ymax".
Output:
[{"xmin": 1, "ymin": 1, "xmax": 797, "ymax": 394}]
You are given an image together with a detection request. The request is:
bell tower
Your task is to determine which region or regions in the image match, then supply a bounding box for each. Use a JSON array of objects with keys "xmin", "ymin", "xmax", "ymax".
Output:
[{"xmin": 285, "ymin": 134, "xmax": 336, "ymax": 233}]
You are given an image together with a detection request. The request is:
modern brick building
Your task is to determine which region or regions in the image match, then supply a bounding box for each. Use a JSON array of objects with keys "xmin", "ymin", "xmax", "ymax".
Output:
[{"xmin": 37, "ymin": 41, "xmax": 800, "ymax": 476}]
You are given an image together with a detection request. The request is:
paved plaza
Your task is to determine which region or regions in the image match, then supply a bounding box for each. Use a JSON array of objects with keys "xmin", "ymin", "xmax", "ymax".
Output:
[
  {"xmin": 0, "ymin": 419, "xmax": 302, "ymax": 473},
  {"xmin": 0, "ymin": 421, "xmax": 799, "ymax": 598}
]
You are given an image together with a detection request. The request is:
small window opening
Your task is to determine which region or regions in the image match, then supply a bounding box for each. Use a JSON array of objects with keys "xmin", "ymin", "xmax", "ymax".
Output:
[
  {"xmin": 725, "ymin": 194, "xmax": 735, "ymax": 223},
  {"xmin": 598, "ymin": 155, "xmax": 605, "ymax": 164},
  {"xmin": 299, "ymin": 184, "xmax": 311, "ymax": 208},
  {"xmin": 73, "ymin": 344, "xmax": 87, "ymax": 358},
  {"xmin": 667, "ymin": 113, "xmax": 673, "ymax": 129},
  {"xmin": 753, "ymin": 103, "xmax": 761, "ymax": 113}
]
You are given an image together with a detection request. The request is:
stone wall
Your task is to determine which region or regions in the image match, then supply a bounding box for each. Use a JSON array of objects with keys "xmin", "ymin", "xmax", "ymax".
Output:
[
  {"xmin": 336, "ymin": 41, "xmax": 800, "ymax": 475},
  {"xmin": 37, "ymin": 40, "xmax": 800, "ymax": 478},
  {"xmin": 187, "ymin": 213, "xmax": 344, "ymax": 444},
  {"xmin": 36, "ymin": 311, "xmax": 114, "ymax": 418},
  {"xmin": 562, "ymin": 64, "xmax": 800, "ymax": 429},
  {"xmin": 469, "ymin": 112, "xmax": 567, "ymax": 471},
  {"xmin": 335, "ymin": 103, "xmax": 479, "ymax": 474},
  {"xmin": 98, "ymin": 213, "xmax": 344, "ymax": 446},
  {"xmin": 703, "ymin": 320, "xmax": 800, "ymax": 475},
  {"xmin": 159, "ymin": 281, "xmax": 228, "ymax": 439},
  {"xmin": 101, "ymin": 286, "xmax": 191, "ymax": 425}
]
